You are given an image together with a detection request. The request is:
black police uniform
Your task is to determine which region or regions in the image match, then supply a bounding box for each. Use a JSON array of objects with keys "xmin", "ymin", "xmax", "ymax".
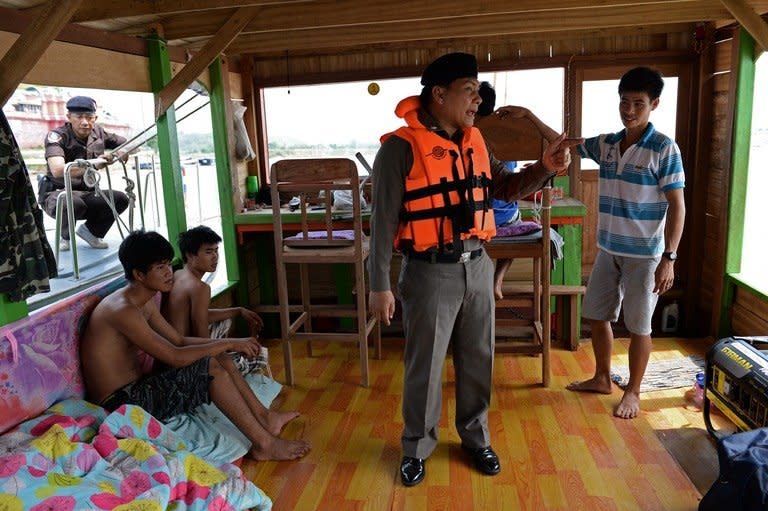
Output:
[{"xmin": 39, "ymin": 99, "xmax": 128, "ymax": 241}]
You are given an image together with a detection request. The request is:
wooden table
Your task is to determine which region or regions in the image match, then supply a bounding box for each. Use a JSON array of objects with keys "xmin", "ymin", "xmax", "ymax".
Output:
[{"xmin": 235, "ymin": 198, "xmax": 586, "ymax": 340}]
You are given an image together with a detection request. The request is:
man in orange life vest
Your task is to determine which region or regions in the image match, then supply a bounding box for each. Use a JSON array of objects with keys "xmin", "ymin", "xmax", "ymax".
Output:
[{"xmin": 368, "ymin": 52, "xmax": 581, "ymax": 487}]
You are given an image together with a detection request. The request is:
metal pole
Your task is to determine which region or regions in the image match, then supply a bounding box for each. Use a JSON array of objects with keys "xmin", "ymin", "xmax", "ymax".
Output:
[
  {"xmin": 63, "ymin": 162, "xmax": 79, "ymax": 280},
  {"xmin": 134, "ymin": 154, "xmax": 146, "ymax": 228},
  {"xmin": 150, "ymin": 154, "xmax": 160, "ymax": 227},
  {"xmin": 195, "ymin": 162, "xmax": 202, "ymax": 223},
  {"xmin": 102, "ymin": 160, "xmax": 122, "ymax": 237},
  {"xmin": 109, "ymin": 94, "xmax": 204, "ymax": 154},
  {"xmin": 111, "ymin": 99, "xmax": 211, "ymax": 155}
]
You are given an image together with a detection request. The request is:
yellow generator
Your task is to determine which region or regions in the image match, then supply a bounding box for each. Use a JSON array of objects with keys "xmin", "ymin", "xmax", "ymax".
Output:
[{"xmin": 704, "ymin": 336, "xmax": 768, "ymax": 439}]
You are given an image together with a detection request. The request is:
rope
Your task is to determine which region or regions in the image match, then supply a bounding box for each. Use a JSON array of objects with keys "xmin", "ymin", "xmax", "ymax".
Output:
[
  {"xmin": 532, "ymin": 189, "xmax": 543, "ymax": 223},
  {"xmin": 77, "ymin": 159, "xmax": 135, "ymax": 238},
  {"xmin": 564, "ymin": 54, "xmax": 575, "ymax": 135}
]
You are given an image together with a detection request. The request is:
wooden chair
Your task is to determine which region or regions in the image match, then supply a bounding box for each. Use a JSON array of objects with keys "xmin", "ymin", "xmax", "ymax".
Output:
[
  {"xmin": 270, "ymin": 158, "xmax": 381, "ymax": 387},
  {"xmin": 476, "ymin": 114, "xmax": 553, "ymax": 387}
]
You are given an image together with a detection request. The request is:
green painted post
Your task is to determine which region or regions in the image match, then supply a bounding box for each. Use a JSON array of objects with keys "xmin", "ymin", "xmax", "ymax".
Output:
[
  {"xmin": 147, "ymin": 35, "xmax": 186, "ymax": 259},
  {"xmin": 0, "ymin": 294, "xmax": 28, "ymax": 326},
  {"xmin": 333, "ymin": 264, "xmax": 354, "ymax": 329},
  {"xmin": 550, "ymin": 228, "xmax": 564, "ymax": 333},
  {"xmin": 208, "ymin": 58, "xmax": 240, "ymax": 286},
  {"xmin": 558, "ymin": 223, "xmax": 583, "ymax": 345},
  {"xmin": 254, "ymin": 234, "xmax": 279, "ymax": 337},
  {"xmin": 719, "ymin": 28, "xmax": 756, "ymax": 337}
]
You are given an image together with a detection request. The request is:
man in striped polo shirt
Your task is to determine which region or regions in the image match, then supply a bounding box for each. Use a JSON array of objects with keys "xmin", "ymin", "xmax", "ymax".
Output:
[{"xmin": 567, "ymin": 67, "xmax": 686, "ymax": 419}]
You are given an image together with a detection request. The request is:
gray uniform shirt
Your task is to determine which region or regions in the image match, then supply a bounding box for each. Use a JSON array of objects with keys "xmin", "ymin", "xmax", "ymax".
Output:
[
  {"xmin": 44, "ymin": 123, "xmax": 126, "ymax": 190},
  {"xmin": 369, "ymin": 108, "xmax": 556, "ymax": 292}
]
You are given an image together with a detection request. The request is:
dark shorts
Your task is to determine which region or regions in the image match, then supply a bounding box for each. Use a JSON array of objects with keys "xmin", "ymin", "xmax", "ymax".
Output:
[{"xmin": 101, "ymin": 357, "xmax": 212, "ymax": 421}]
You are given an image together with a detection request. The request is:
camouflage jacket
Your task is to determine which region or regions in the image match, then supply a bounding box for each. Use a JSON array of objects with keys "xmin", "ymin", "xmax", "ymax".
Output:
[{"xmin": 0, "ymin": 111, "xmax": 57, "ymax": 302}]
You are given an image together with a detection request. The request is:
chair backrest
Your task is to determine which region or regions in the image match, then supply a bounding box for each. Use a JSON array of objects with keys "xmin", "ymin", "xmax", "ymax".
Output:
[
  {"xmin": 270, "ymin": 158, "xmax": 365, "ymax": 251},
  {"xmin": 477, "ymin": 111, "xmax": 553, "ymax": 386},
  {"xmin": 476, "ymin": 111, "xmax": 552, "ymax": 277},
  {"xmin": 475, "ymin": 115, "xmax": 547, "ymax": 162}
]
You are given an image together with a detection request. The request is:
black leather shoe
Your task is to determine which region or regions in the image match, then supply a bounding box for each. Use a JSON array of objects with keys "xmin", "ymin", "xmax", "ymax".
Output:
[
  {"xmin": 462, "ymin": 445, "xmax": 501, "ymax": 475},
  {"xmin": 400, "ymin": 456, "xmax": 426, "ymax": 486}
]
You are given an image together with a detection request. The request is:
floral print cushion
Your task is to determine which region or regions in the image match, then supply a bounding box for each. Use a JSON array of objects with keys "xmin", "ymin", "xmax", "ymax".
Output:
[
  {"xmin": 0, "ymin": 277, "xmax": 126, "ymax": 434},
  {"xmin": 0, "ymin": 398, "xmax": 271, "ymax": 510}
]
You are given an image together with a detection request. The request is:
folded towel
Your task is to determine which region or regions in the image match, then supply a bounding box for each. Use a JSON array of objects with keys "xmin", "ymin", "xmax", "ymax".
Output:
[
  {"xmin": 284, "ymin": 229, "xmax": 357, "ymax": 240},
  {"xmin": 496, "ymin": 220, "xmax": 541, "ymax": 237}
]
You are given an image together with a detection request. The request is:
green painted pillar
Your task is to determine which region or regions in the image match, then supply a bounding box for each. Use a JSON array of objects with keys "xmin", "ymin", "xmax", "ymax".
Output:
[
  {"xmin": 208, "ymin": 57, "xmax": 240, "ymax": 285},
  {"xmin": 558, "ymin": 223, "xmax": 583, "ymax": 346},
  {"xmin": 719, "ymin": 28, "xmax": 756, "ymax": 337},
  {"xmin": 147, "ymin": 35, "xmax": 186, "ymax": 258},
  {"xmin": 0, "ymin": 294, "xmax": 28, "ymax": 326}
]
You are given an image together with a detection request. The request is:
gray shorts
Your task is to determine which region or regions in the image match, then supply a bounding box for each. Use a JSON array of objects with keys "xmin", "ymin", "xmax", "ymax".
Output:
[
  {"xmin": 100, "ymin": 357, "xmax": 212, "ymax": 421},
  {"xmin": 582, "ymin": 250, "xmax": 660, "ymax": 336}
]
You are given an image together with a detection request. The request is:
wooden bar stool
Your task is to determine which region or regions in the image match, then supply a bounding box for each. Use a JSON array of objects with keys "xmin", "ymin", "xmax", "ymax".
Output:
[{"xmin": 270, "ymin": 158, "xmax": 381, "ymax": 387}]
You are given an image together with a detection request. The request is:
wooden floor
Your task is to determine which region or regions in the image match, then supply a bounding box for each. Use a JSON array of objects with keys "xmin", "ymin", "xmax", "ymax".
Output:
[{"xmin": 241, "ymin": 337, "xmax": 722, "ymax": 511}]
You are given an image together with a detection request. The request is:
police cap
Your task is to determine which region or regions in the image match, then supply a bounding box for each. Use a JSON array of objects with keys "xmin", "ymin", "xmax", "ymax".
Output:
[
  {"xmin": 420, "ymin": 52, "xmax": 478, "ymax": 87},
  {"xmin": 66, "ymin": 96, "xmax": 97, "ymax": 114}
]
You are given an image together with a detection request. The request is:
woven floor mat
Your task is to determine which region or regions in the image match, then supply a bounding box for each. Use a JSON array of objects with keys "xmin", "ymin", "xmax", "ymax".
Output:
[{"xmin": 610, "ymin": 355, "xmax": 705, "ymax": 393}]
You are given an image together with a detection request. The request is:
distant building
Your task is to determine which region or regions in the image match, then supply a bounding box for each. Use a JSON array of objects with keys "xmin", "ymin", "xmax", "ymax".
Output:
[{"xmin": 3, "ymin": 85, "xmax": 132, "ymax": 149}]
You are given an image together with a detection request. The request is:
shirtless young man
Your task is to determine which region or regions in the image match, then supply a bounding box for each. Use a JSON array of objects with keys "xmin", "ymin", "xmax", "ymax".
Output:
[
  {"xmin": 162, "ymin": 225, "xmax": 263, "ymax": 339},
  {"xmin": 80, "ymin": 230, "xmax": 310, "ymax": 460},
  {"xmin": 161, "ymin": 225, "xmax": 270, "ymax": 375}
]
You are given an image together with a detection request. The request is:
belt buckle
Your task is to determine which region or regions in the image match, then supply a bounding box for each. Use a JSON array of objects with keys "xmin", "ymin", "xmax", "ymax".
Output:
[{"xmin": 458, "ymin": 251, "xmax": 471, "ymax": 263}]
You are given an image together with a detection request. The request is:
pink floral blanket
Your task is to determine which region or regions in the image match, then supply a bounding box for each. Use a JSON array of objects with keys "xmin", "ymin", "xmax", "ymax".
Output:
[{"xmin": 0, "ymin": 398, "xmax": 271, "ymax": 510}]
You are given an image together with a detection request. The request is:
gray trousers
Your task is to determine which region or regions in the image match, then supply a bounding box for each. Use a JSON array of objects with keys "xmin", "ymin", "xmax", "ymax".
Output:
[
  {"xmin": 398, "ymin": 250, "xmax": 495, "ymax": 459},
  {"xmin": 42, "ymin": 189, "xmax": 129, "ymax": 239}
]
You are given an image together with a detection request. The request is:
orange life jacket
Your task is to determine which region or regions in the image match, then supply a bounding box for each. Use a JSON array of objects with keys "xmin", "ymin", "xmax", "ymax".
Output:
[{"xmin": 382, "ymin": 96, "xmax": 496, "ymax": 253}]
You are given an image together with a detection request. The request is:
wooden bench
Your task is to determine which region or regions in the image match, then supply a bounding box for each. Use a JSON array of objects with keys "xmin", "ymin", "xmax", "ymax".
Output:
[{"xmin": 498, "ymin": 282, "xmax": 586, "ymax": 351}]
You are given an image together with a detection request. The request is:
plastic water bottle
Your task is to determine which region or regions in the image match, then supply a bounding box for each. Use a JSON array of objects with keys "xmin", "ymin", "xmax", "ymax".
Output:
[
  {"xmin": 685, "ymin": 372, "xmax": 705, "ymax": 410},
  {"xmin": 694, "ymin": 372, "xmax": 705, "ymax": 406}
]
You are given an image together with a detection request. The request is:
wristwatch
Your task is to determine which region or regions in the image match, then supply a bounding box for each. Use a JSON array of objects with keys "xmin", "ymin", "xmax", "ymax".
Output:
[{"xmin": 662, "ymin": 251, "xmax": 678, "ymax": 261}]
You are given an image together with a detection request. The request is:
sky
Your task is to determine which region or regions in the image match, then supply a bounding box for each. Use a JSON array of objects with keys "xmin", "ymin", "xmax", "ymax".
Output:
[
  {"xmin": 263, "ymin": 68, "xmax": 567, "ymax": 147},
  {"xmin": 581, "ymin": 78, "xmax": 679, "ymax": 139},
  {"xmin": 48, "ymin": 85, "xmax": 214, "ymax": 138}
]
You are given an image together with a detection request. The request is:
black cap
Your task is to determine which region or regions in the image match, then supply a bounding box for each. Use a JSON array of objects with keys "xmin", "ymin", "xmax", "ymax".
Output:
[
  {"xmin": 66, "ymin": 96, "xmax": 97, "ymax": 114},
  {"xmin": 420, "ymin": 52, "xmax": 478, "ymax": 87}
]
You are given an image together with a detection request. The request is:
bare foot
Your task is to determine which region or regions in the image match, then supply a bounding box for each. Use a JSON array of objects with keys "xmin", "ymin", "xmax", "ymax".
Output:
[
  {"xmin": 614, "ymin": 390, "xmax": 641, "ymax": 419},
  {"xmin": 566, "ymin": 376, "xmax": 613, "ymax": 394},
  {"xmin": 265, "ymin": 410, "xmax": 301, "ymax": 436},
  {"xmin": 248, "ymin": 437, "xmax": 311, "ymax": 461}
]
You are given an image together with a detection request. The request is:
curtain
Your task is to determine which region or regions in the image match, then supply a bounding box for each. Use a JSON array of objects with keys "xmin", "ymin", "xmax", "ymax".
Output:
[{"xmin": 0, "ymin": 110, "xmax": 57, "ymax": 301}]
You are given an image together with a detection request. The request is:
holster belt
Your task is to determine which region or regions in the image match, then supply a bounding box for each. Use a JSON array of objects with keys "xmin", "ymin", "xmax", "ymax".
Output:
[{"xmin": 405, "ymin": 248, "xmax": 483, "ymax": 264}]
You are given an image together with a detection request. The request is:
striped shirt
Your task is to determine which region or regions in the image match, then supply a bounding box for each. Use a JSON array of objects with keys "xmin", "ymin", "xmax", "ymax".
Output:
[{"xmin": 579, "ymin": 122, "xmax": 685, "ymax": 257}]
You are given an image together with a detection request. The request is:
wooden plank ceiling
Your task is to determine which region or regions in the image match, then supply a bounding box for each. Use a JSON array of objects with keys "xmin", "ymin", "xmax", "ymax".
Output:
[{"xmin": 1, "ymin": 0, "xmax": 767, "ymax": 59}]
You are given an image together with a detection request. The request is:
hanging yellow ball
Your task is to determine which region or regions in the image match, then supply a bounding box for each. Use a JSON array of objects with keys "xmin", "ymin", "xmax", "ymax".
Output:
[{"xmin": 367, "ymin": 82, "xmax": 380, "ymax": 95}]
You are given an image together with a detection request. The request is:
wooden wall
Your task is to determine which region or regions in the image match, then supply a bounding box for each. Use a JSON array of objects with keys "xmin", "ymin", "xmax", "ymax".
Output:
[
  {"xmin": 242, "ymin": 22, "xmax": 768, "ymax": 338},
  {"xmin": 247, "ymin": 25, "xmax": 695, "ymax": 278},
  {"xmin": 697, "ymin": 31, "xmax": 735, "ymax": 335},
  {"xmin": 731, "ymin": 288, "xmax": 768, "ymax": 335},
  {"xmin": 245, "ymin": 24, "xmax": 709, "ymax": 334},
  {"xmin": 688, "ymin": 26, "xmax": 768, "ymax": 338},
  {"xmin": 0, "ymin": 31, "xmax": 152, "ymax": 91},
  {"xmin": 732, "ymin": 287, "xmax": 768, "ymax": 335},
  {"xmin": 249, "ymin": 27, "xmax": 693, "ymax": 87}
]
